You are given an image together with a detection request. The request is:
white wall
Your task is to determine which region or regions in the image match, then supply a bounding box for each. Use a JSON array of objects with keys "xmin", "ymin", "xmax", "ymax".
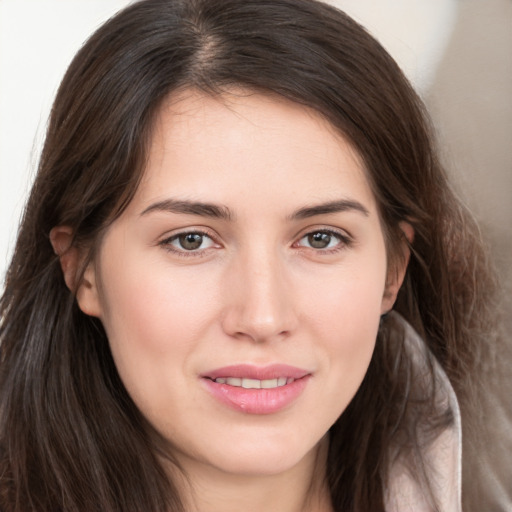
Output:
[{"xmin": 0, "ymin": 0, "xmax": 132, "ymax": 282}]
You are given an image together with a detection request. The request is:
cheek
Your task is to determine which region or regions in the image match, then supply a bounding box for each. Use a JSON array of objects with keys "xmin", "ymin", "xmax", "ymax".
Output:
[
  {"xmin": 95, "ymin": 248, "xmax": 222, "ymax": 414},
  {"xmin": 303, "ymin": 252, "xmax": 386, "ymax": 403},
  {"xmin": 305, "ymin": 253, "xmax": 387, "ymax": 336},
  {"xmin": 319, "ymin": 283, "xmax": 381, "ymax": 375},
  {"xmin": 99, "ymin": 249, "xmax": 217, "ymax": 347}
]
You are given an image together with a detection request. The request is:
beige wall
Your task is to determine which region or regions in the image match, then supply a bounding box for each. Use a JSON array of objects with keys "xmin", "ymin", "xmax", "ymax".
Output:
[
  {"xmin": 426, "ymin": 0, "xmax": 512, "ymax": 297},
  {"xmin": 428, "ymin": 4, "xmax": 512, "ymax": 508}
]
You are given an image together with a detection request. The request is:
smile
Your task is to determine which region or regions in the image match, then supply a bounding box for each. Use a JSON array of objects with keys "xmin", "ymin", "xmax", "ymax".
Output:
[
  {"xmin": 202, "ymin": 364, "xmax": 311, "ymax": 414},
  {"xmin": 213, "ymin": 377, "xmax": 293, "ymax": 388}
]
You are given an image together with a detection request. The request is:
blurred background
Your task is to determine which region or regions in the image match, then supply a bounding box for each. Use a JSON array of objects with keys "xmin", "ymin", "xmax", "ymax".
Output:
[{"xmin": 0, "ymin": 0, "xmax": 510, "ymax": 509}]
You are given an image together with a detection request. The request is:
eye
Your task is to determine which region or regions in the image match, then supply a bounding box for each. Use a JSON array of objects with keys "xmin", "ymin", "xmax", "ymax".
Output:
[
  {"xmin": 296, "ymin": 229, "xmax": 350, "ymax": 251},
  {"xmin": 161, "ymin": 231, "xmax": 217, "ymax": 253}
]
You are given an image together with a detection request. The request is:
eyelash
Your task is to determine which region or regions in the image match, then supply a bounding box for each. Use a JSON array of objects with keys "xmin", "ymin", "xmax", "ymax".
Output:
[
  {"xmin": 159, "ymin": 227, "xmax": 353, "ymax": 258},
  {"xmin": 294, "ymin": 228, "xmax": 353, "ymax": 255},
  {"xmin": 159, "ymin": 229, "xmax": 219, "ymax": 258}
]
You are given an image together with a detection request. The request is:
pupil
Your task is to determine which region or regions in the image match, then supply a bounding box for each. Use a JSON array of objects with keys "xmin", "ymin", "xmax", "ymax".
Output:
[
  {"xmin": 179, "ymin": 233, "xmax": 203, "ymax": 250},
  {"xmin": 308, "ymin": 232, "xmax": 331, "ymax": 249}
]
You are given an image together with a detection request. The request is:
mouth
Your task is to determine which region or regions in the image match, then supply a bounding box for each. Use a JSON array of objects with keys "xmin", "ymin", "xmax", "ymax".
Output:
[
  {"xmin": 201, "ymin": 364, "xmax": 311, "ymax": 414},
  {"xmin": 209, "ymin": 377, "xmax": 294, "ymax": 389}
]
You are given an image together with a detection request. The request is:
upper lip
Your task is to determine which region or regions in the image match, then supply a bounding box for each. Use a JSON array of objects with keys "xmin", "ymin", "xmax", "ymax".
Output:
[{"xmin": 202, "ymin": 364, "xmax": 311, "ymax": 381}]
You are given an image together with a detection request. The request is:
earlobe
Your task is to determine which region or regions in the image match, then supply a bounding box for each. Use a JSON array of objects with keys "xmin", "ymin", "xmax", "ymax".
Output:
[
  {"xmin": 75, "ymin": 263, "xmax": 102, "ymax": 318},
  {"xmin": 50, "ymin": 226, "xmax": 102, "ymax": 318},
  {"xmin": 381, "ymin": 221, "xmax": 414, "ymax": 314}
]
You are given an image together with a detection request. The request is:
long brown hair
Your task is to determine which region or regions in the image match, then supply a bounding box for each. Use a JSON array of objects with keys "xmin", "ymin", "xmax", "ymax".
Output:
[{"xmin": 0, "ymin": 0, "xmax": 498, "ymax": 510}]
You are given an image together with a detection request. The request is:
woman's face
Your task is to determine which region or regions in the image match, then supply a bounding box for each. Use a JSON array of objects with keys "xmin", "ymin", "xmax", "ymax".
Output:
[{"xmin": 78, "ymin": 89, "xmax": 404, "ymax": 479}]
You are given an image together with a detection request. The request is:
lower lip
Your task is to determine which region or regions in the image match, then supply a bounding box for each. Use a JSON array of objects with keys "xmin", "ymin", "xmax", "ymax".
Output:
[{"xmin": 202, "ymin": 377, "xmax": 310, "ymax": 414}]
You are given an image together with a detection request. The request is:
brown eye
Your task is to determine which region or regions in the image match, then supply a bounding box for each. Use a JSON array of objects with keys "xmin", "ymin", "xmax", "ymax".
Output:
[
  {"xmin": 296, "ymin": 229, "xmax": 349, "ymax": 251},
  {"xmin": 178, "ymin": 233, "xmax": 204, "ymax": 250},
  {"xmin": 162, "ymin": 231, "xmax": 216, "ymax": 253},
  {"xmin": 307, "ymin": 232, "xmax": 332, "ymax": 249}
]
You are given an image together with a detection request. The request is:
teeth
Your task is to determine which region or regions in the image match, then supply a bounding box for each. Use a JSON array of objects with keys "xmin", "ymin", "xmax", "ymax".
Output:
[
  {"xmin": 261, "ymin": 379, "xmax": 278, "ymax": 389},
  {"xmin": 214, "ymin": 377, "xmax": 294, "ymax": 389}
]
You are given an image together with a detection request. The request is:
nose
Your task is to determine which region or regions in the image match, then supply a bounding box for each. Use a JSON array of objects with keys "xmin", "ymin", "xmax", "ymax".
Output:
[{"xmin": 221, "ymin": 248, "xmax": 297, "ymax": 343}]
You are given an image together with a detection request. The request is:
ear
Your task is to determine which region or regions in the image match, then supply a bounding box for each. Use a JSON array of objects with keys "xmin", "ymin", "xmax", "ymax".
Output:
[
  {"xmin": 381, "ymin": 221, "xmax": 414, "ymax": 314},
  {"xmin": 50, "ymin": 226, "xmax": 102, "ymax": 318}
]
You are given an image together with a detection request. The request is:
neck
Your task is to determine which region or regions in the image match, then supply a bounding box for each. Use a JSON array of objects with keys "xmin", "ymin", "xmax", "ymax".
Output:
[{"xmin": 167, "ymin": 436, "xmax": 333, "ymax": 512}]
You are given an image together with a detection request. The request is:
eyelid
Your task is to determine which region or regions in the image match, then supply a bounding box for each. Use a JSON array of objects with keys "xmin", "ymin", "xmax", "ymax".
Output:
[{"xmin": 293, "ymin": 226, "xmax": 353, "ymax": 252}]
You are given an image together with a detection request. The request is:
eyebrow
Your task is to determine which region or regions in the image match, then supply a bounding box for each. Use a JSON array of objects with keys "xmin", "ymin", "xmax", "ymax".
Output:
[
  {"xmin": 140, "ymin": 199, "xmax": 233, "ymax": 220},
  {"xmin": 289, "ymin": 199, "xmax": 370, "ymax": 220},
  {"xmin": 140, "ymin": 197, "xmax": 369, "ymax": 222}
]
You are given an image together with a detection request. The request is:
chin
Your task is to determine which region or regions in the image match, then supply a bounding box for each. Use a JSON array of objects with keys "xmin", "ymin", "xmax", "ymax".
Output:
[{"xmin": 200, "ymin": 430, "xmax": 323, "ymax": 477}]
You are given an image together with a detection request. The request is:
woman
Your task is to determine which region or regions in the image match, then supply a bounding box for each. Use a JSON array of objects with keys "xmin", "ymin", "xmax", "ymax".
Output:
[{"xmin": 0, "ymin": 0, "xmax": 500, "ymax": 510}]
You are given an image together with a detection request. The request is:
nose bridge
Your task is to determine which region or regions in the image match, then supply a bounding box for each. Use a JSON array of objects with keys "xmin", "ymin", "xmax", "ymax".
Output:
[{"xmin": 223, "ymin": 241, "xmax": 296, "ymax": 342}]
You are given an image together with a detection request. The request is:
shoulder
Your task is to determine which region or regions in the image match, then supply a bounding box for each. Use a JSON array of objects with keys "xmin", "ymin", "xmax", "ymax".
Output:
[{"xmin": 384, "ymin": 313, "xmax": 462, "ymax": 512}]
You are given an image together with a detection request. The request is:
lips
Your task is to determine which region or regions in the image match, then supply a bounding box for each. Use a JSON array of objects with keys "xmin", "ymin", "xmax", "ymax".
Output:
[
  {"xmin": 201, "ymin": 364, "xmax": 311, "ymax": 414},
  {"xmin": 203, "ymin": 363, "xmax": 309, "ymax": 381}
]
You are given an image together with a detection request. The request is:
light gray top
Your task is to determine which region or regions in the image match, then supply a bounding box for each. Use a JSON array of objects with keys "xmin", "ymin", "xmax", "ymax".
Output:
[{"xmin": 385, "ymin": 313, "xmax": 462, "ymax": 512}]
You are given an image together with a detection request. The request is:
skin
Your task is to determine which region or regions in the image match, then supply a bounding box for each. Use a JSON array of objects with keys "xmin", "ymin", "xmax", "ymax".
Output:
[{"xmin": 52, "ymin": 89, "xmax": 410, "ymax": 512}]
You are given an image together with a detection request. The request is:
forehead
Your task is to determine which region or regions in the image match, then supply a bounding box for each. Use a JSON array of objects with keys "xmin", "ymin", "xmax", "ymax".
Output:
[{"xmin": 133, "ymin": 88, "xmax": 376, "ymax": 214}]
